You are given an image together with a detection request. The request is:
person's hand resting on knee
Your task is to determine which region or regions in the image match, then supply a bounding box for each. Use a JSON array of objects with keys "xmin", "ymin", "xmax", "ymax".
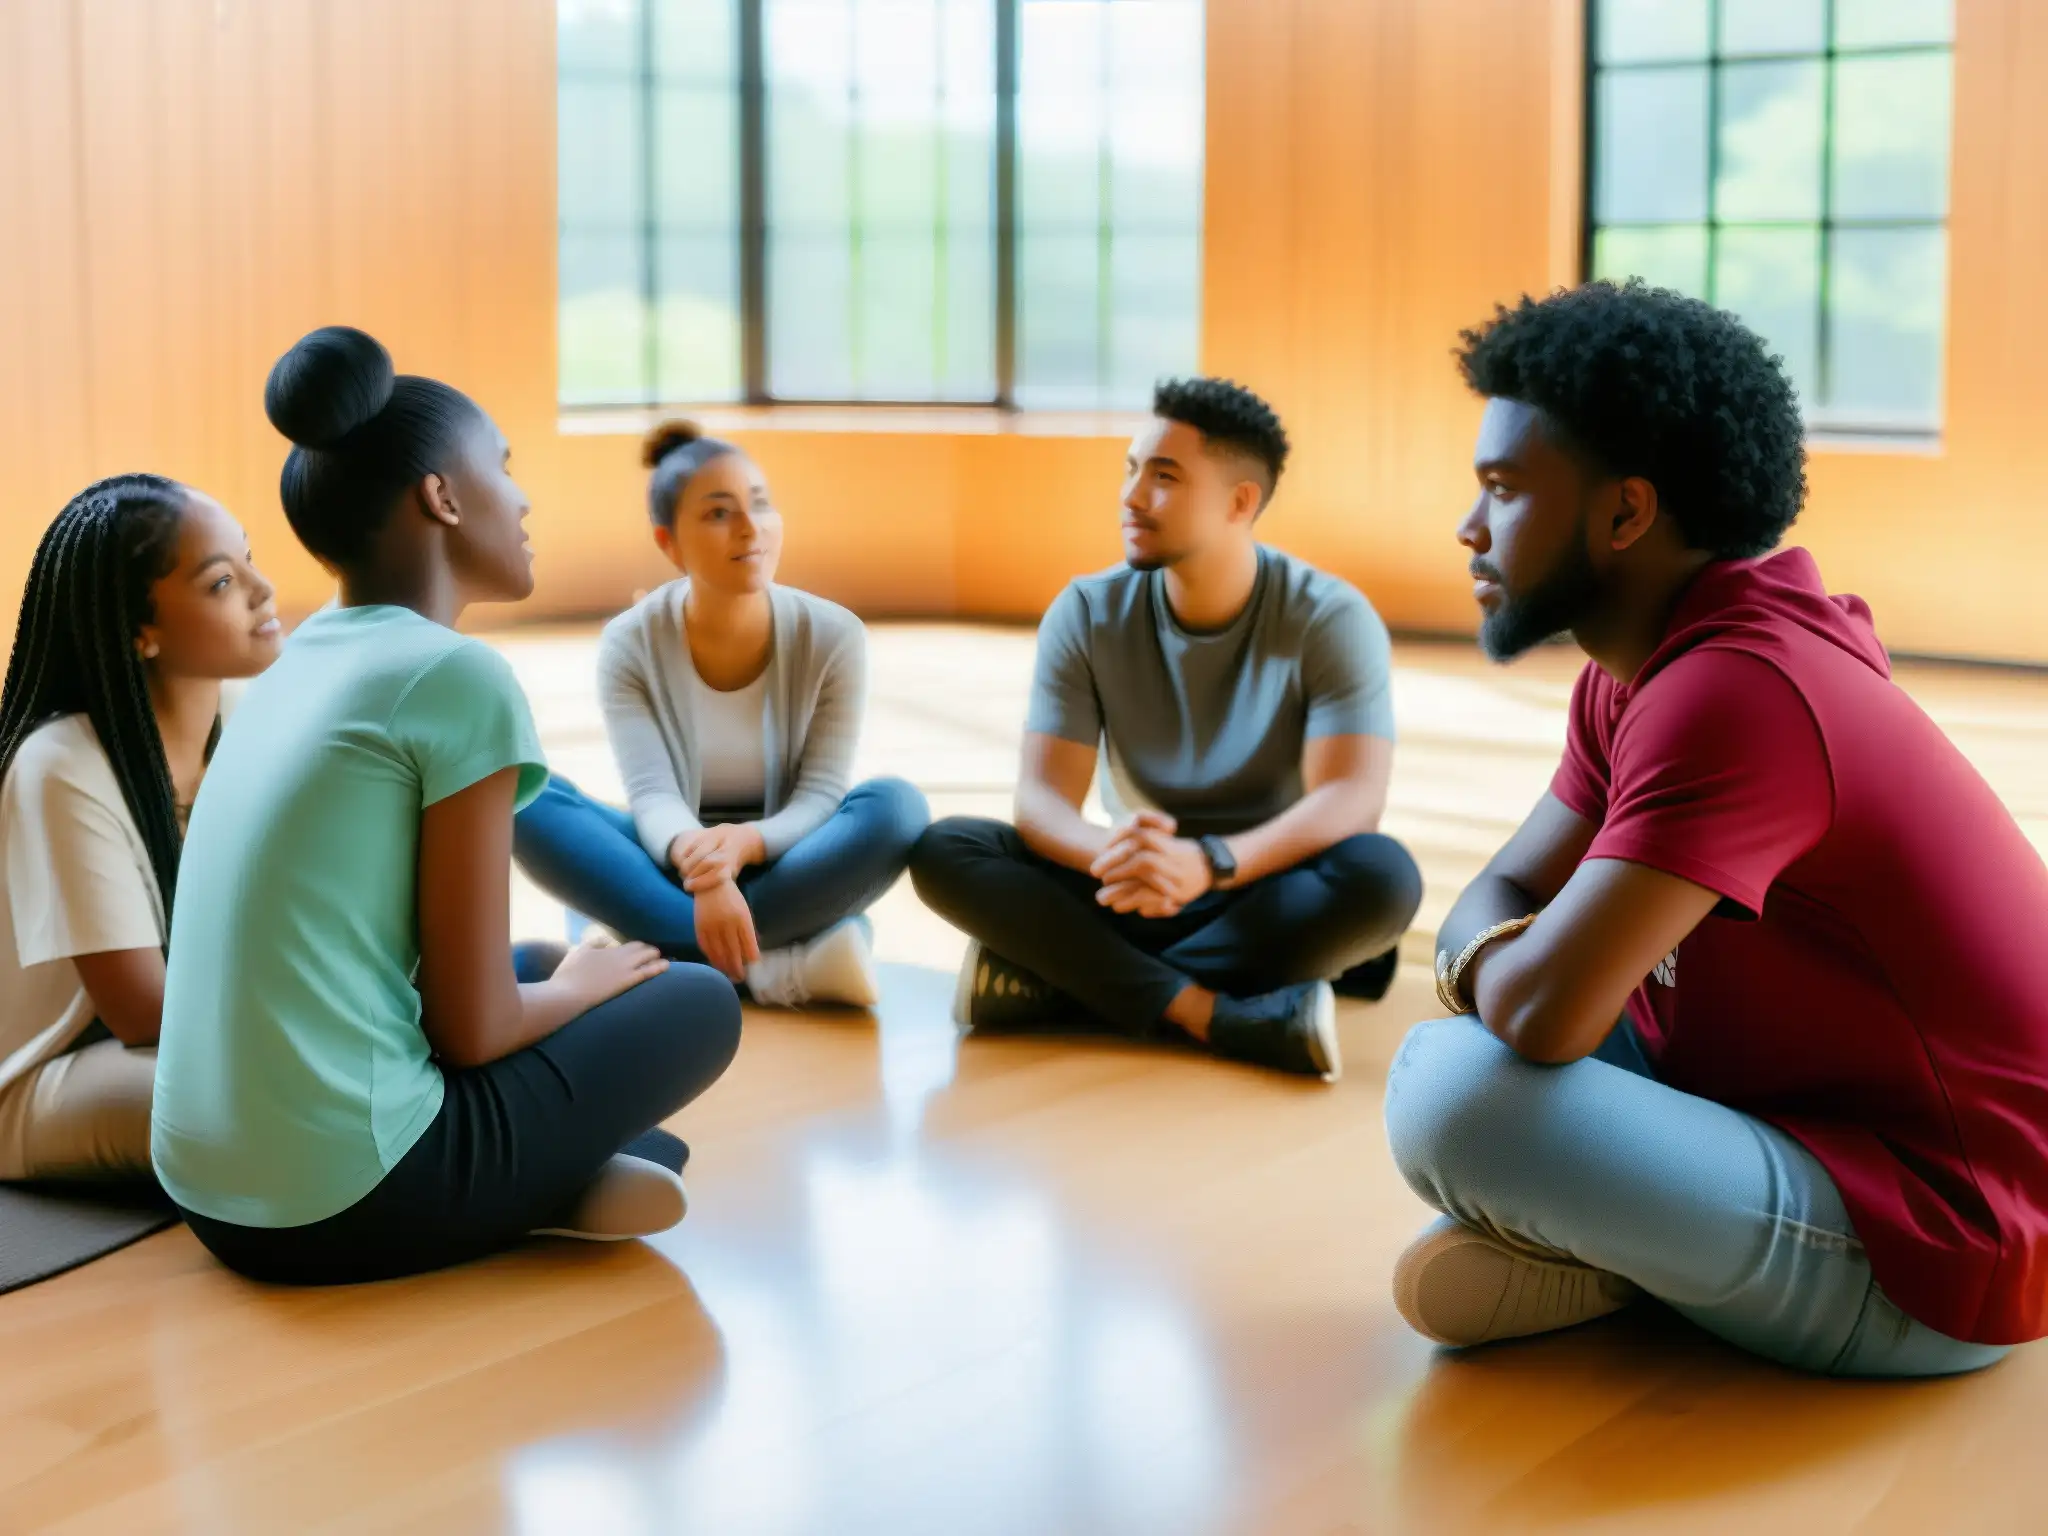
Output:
[{"xmin": 545, "ymin": 938, "xmax": 671, "ymax": 1011}]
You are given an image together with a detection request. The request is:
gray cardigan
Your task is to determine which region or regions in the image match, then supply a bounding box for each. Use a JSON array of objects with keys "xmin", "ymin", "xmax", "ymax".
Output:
[{"xmin": 597, "ymin": 581, "xmax": 866, "ymax": 863}]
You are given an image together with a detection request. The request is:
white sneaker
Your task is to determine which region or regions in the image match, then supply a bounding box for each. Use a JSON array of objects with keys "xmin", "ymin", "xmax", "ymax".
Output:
[
  {"xmin": 533, "ymin": 1154, "xmax": 688, "ymax": 1241},
  {"xmin": 1392, "ymin": 1215, "xmax": 1639, "ymax": 1346},
  {"xmin": 746, "ymin": 918, "xmax": 880, "ymax": 1008}
]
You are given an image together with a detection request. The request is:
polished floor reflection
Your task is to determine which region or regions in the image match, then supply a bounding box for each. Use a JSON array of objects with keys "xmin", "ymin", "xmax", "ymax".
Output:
[{"xmin": 3, "ymin": 626, "xmax": 2044, "ymax": 1534}]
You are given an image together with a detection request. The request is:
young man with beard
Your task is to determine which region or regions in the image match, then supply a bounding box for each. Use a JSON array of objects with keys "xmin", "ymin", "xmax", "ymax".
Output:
[
  {"xmin": 1385, "ymin": 280, "xmax": 2048, "ymax": 1374},
  {"xmin": 911, "ymin": 378, "xmax": 1422, "ymax": 1080}
]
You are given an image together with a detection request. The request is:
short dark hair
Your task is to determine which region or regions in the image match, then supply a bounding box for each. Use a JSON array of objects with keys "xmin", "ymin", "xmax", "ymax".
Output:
[
  {"xmin": 1152, "ymin": 377, "xmax": 1291, "ymax": 505},
  {"xmin": 1456, "ymin": 280, "xmax": 1806, "ymax": 559},
  {"xmin": 642, "ymin": 419, "xmax": 741, "ymax": 528},
  {"xmin": 0, "ymin": 475, "xmax": 204, "ymax": 932},
  {"xmin": 264, "ymin": 325, "xmax": 484, "ymax": 567}
]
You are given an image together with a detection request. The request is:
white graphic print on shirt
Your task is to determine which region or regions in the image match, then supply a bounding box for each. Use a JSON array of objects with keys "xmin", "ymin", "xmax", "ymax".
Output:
[{"xmin": 1651, "ymin": 947, "xmax": 1679, "ymax": 988}]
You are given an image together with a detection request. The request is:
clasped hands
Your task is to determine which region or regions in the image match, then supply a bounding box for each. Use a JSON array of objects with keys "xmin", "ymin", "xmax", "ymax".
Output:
[
  {"xmin": 669, "ymin": 824, "xmax": 767, "ymax": 982},
  {"xmin": 1089, "ymin": 809, "xmax": 1216, "ymax": 919}
]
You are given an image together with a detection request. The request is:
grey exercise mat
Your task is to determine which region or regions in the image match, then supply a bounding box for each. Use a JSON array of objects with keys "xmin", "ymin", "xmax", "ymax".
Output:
[{"xmin": 0, "ymin": 1181, "xmax": 177, "ymax": 1294}]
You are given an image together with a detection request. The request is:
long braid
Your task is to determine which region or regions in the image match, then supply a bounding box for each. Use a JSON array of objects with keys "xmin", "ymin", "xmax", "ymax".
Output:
[{"xmin": 0, "ymin": 475, "xmax": 194, "ymax": 939}]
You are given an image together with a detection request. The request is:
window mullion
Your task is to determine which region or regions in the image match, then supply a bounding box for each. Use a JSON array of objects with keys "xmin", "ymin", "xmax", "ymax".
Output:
[
  {"xmin": 995, "ymin": 0, "xmax": 1019, "ymax": 408},
  {"xmin": 1704, "ymin": 0, "xmax": 1721, "ymax": 306},
  {"xmin": 740, "ymin": 0, "xmax": 768, "ymax": 403},
  {"xmin": 1817, "ymin": 0, "xmax": 1838, "ymax": 412},
  {"xmin": 639, "ymin": 0, "xmax": 660, "ymax": 405}
]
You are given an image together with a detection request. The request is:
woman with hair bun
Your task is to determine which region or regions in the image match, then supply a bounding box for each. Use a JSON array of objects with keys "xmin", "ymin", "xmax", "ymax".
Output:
[
  {"xmin": 150, "ymin": 327, "xmax": 742, "ymax": 1284},
  {"xmin": 511, "ymin": 420, "xmax": 927, "ymax": 1008}
]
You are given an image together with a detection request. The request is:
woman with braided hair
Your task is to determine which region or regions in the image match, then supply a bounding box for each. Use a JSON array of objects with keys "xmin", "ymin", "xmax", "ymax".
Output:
[{"xmin": 0, "ymin": 475, "xmax": 282, "ymax": 1182}]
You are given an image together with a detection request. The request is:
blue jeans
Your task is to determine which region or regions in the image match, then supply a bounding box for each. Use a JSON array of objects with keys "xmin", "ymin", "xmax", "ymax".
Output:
[
  {"xmin": 1383, "ymin": 1014, "xmax": 2011, "ymax": 1378},
  {"xmin": 513, "ymin": 776, "xmax": 929, "ymax": 961}
]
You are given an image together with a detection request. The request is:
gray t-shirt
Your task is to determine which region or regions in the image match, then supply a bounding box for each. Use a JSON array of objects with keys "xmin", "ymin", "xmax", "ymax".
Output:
[{"xmin": 1025, "ymin": 546, "xmax": 1394, "ymax": 838}]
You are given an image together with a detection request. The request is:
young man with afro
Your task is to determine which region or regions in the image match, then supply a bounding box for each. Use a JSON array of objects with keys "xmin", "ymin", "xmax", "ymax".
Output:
[
  {"xmin": 912, "ymin": 377, "xmax": 1423, "ymax": 1081},
  {"xmin": 1386, "ymin": 280, "xmax": 2048, "ymax": 1375}
]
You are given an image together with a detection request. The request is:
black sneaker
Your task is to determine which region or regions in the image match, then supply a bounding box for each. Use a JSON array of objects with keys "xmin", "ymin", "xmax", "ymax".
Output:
[
  {"xmin": 1334, "ymin": 946, "xmax": 1401, "ymax": 1002},
  {"xmin": 1208, "ymin": 981, "xmax": 1342, "ymax": 1081},
  {"xmin": 952, "ymin": 941, "xmax": 1074, "ymax": 1033}
]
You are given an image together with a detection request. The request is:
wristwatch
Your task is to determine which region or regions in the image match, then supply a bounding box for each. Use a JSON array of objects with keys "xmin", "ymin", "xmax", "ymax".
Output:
[{"xmin": 1198, "ymin": 834, "xmax": 1238, "ymax": 889}]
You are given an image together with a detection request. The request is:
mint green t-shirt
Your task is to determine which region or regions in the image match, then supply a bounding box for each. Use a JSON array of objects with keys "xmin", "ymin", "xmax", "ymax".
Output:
[{"xmin": 152, "ymin": 606, "xmax": 548, "ymax": 1228}]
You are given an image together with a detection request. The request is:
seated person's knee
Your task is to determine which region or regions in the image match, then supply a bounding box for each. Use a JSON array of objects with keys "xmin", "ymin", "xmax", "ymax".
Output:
[
  {"xmin": 908, "ymin": 815, "xmax": 1004, "ymax": 888},
  {"xmin": 650, "ymin": 961, "xmax": 745, "ymax": 1077},
  {"xmin": 1383, "ymin": 1015, "xmax": 1522, "ymax": 1200},
  {"xmin": 859, "ymin": 775, "xmax": 932, "ymax": 854},
  {"xmin": 1322, "ymin": 833, "xmax": 1424, "ymax": 912}
]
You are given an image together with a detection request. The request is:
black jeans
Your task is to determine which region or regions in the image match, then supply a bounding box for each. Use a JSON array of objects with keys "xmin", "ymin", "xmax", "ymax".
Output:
[
  {"xmin": 179, "ymin": 953, "xmax": 743, "ymax": 1285},
  {"xmin": 909, "ymin": 817, "xmax": 1424, "ymax": 1034}
]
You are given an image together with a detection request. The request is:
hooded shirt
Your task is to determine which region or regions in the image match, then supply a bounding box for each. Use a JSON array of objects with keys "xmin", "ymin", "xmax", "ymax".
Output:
[{"xmin": 1551, "ymin": 547, "xmax": 2048, "ymax": 1346}]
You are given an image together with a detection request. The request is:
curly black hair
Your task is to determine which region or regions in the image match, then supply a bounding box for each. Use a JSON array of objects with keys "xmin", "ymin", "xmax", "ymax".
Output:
[
  {"xmin": 1456, "ymin": 280, "xmax": 1807, "ymax": 559},
  {"xmin": 1153, "ymin": 377, "xmax": 1291, "ymax": 505}
]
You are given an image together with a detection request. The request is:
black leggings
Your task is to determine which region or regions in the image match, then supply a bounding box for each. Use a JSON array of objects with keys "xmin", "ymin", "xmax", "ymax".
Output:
[{"xmin": 179, "ymin": 955, "xmax": 743, "ymax": 1285}]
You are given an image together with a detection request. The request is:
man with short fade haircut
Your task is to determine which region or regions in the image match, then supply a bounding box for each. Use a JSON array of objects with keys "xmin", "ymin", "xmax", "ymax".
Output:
[
  {"xmin": 911, "ymin": 377, "xmax": 1423, "ymax": 1081},
  {"xmin": 1385, "ymin": 279, "xmax": 2048, "ymax": 1374}
]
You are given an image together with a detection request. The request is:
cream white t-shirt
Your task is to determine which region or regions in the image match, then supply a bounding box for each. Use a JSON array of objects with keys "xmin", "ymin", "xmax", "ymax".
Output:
[
  {"xmin": 685, "ymin": 667, "xmax": 770, "ymax": 816},
  {"xmin": 0, "ymin": 720, "xmax": 163, "ymax": 1163},
  {"xmin": 0, "ymin": 715, "xmax": 164, "ymax": 1174}
]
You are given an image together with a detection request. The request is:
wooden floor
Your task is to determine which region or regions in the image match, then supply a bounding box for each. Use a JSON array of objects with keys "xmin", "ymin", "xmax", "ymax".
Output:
[{"xmin": 4, "ymin": 627, "xmax": 2046, "ymax": 1535}]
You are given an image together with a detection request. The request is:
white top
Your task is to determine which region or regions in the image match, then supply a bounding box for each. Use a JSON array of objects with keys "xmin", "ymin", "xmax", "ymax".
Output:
[
  {"xmin": 0, "ymin": 716, "xmax": 164, "ymax": 1174},
  {"xmin": 686, "ymin": 666, "xmax": 770, "ymax": 814},
  {"xmin": 597, "ymin": 582, "xmax": 867, "ymax": 862}
]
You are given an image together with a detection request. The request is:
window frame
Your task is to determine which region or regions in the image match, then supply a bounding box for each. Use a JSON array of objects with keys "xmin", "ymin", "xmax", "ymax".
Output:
[
  {"xmin": 1579, "ymin": 0, "xmax": 1953, "ymax": 438},
  {"xmin": 560, "ymin": 0, "xmax": 1201, "ymax": 413}
]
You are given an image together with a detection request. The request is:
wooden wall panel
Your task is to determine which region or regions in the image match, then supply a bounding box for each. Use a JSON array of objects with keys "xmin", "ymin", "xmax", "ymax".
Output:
[
  {"xmin": 0, "ymin": 0, "xmax": 94, "ymax": 595},
  {"xmin": 1198, "ymin": 0, "xmax": 1579, "ymax": 637},
  {"xmin": 1, "ymin": 0, "xmax": 2045, "ymax": 661}
]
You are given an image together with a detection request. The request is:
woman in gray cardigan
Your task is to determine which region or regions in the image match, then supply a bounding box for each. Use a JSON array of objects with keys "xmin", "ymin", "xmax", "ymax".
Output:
[{"xmin": 513, "ymin": 423, "xmax": 928, "ymax": 1007}]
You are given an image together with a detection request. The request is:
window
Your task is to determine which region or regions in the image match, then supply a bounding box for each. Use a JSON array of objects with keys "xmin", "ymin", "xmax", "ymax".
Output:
[
  {"xmin": 558, "ymin": 0, "xmax": 1204, "ymax": 411},
  {"xmin": 1585, "ymin": 0, "xmax": 1953, "ymax": 434}
]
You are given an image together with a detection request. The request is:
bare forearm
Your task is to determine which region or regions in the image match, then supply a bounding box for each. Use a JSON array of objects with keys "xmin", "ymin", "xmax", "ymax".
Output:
[
  {"xmin": 1438, "ymin": 872, "xmax": 1542, "ymax": 963},
  {"xmin": 1465, "ymin": 935, "xmax": 1576, "ymax": 1062},
  {"xmin": 429, "ymin": 979, "xmax": 590, "ymax": 1070},
  {"xmin": 1015, "ymin": 783, "xmax": 1111, "ymax": 874},
  {"xmin": 97, "ymin": 1010, "xmax": 162, "ymax": 1049},
  {"xmin": 1462, "ymin": 859, "xmax": 1720, "ymax": 1066},
  {"xmin": 1223, "ymin": 781, "xmax": 1375, "ymax": 887},
  {"xmin": 74, "ymin": 949, "xmax": 167, "ymax": 1048}
]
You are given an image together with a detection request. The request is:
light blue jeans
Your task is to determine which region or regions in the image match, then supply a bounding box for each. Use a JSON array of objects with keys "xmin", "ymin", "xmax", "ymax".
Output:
[{"xmin": 1384, "ymin": 1014, "xmax": 2012, "ymax": 1377}]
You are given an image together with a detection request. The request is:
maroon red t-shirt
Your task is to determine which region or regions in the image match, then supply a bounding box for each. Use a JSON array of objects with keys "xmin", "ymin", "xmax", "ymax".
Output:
[{"xmin": 1551, "ymin": 549, "xmax": 2048, "ymax": 1345}]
